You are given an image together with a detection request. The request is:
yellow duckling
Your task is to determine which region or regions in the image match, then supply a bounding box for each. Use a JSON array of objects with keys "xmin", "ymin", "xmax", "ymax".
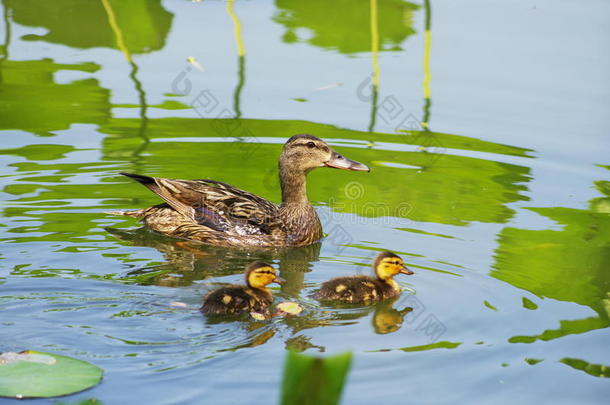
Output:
[
  {"xmin": 315, "ymin": 252, "xmax": 414, "ymax": 304},
  {"xmin": 200, "ymin": 262, "xmax": 284, "ymax": 315}
]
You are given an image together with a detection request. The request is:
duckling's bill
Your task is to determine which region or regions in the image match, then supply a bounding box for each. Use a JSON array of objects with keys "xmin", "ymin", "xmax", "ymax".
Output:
[
  {"xmin": 400, "ymin": 264, "xmax": 414, "ymax": 275},
  {"xmin": 324, "ymin": 151, "xmax": 370, "ymax": 172}
]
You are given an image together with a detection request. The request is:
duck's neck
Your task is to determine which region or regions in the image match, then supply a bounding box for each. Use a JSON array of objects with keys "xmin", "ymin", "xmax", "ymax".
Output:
[
  {"xmin": 279, "ymin": 166, "xmax": 309, "ymax": 206},
  {"xmin": 277, "ymin": 165, "xmax": 322, "ymax": 245}
]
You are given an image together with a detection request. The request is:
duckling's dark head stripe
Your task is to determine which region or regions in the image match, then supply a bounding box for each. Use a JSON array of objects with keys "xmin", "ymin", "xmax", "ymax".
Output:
[
  {"xmin": 246, "ymin": 261, "xmax": 272, "ymax": 271},
  {"xmin": 254, "ymin": 269, "xmax": 275, "ymax": 275},
  {"xmin": 374, "ymin": 251, "xmax": 402, "ymax": 268},
  {"xmin": 245, "ymin": 261, "xmax": 275, "ymax": 281}
]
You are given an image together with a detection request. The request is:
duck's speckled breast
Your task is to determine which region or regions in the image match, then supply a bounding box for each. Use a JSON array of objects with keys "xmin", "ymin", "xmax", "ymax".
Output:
[{"xmin": 280, "ymin": 203, "xmax": 323, "ymax": 246}]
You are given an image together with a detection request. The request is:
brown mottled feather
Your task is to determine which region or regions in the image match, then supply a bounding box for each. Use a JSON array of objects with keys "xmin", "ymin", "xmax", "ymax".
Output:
[
  {"xmin": 122, "ymin": 174, "xmax": 279, "ymax": 230},
  {"xmin": 314, "ymin": 275, "xmax": 399, "ymax": 304},
  {"xmin": 201, "ymin": 285, "xmax": 272, "ymax": 315},
  {"xmin": 113, "ymin": 175, "xmax": 322, "ymax": 247},
  {"xmin": 118, "ymin": 174, "xmax": 290, "ymax": 247}
]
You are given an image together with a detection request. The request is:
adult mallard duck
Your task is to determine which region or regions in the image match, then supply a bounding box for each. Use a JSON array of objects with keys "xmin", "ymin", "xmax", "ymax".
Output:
[
  {"xmin": 314, "ymin": 252, "xmax": 414, "ymax": 304},
  {"xmin": 109, "ymin": 134, "xmax": 369, "ymax": 247},
  {"xmin": 201, "ymin": 261, "xmax": 284, "ymax": 315}
]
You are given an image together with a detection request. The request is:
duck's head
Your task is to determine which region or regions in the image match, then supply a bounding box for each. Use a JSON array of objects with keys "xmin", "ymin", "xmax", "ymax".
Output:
[
  {"xmin": 280, "ymin": 134, "xmax": 370, "ymax": 174},
  {"xmin": 245, "ymin": 261, "xmax": 285, "ymax": 289},
  {"xmin": 373, "ymin": 251, "xmax": 413, "ymax": 281}
]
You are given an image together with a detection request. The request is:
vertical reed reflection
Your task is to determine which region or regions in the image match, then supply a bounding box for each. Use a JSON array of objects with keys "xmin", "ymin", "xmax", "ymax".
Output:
[
  {"xmin": 101, "ymin": 0, "xmax": 150, "ymax": 158},
  {"xmin": 1, "ymin": 0, "xmax": 10, "ymax": 62},
  {"xmin": 368, "ymin": 0, "xmax": 380, "ymax": 132},
  {"xmin": 227, "ymin": 0, "xmax": 246, "ymax": 119},
  {"xmin": 422, "ymin": 0, "xmax": 432, "ymax": 129}
]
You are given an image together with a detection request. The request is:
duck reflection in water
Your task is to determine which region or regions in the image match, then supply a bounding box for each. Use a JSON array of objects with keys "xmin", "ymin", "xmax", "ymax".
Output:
[
  {"xmin": 107, "ymin": 226, "xmax": 325, "ymax": 351},
  {"xmin": 106, "ymin": 228, "xmax": 413, "ymax": 349},
  {"xmin": 105, "ymin": 226, "xmax": 320, "ymax": 293}
]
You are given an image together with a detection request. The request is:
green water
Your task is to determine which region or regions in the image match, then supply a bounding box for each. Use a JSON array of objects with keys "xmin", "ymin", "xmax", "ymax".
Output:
[{"xmin": 1, "ymin": 0, "xmax": 609, "ymax": 403}]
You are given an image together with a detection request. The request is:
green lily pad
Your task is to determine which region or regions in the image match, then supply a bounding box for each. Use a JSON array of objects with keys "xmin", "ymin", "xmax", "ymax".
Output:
[{"xmin": 0, "ymin": 350, "xmax": 103, "ymax": 398}]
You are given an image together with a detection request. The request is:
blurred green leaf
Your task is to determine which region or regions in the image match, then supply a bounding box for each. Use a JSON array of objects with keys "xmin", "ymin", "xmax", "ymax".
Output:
[{"xmin": 280, "ymin": 350, "xmax": 352, "ymax": 405}]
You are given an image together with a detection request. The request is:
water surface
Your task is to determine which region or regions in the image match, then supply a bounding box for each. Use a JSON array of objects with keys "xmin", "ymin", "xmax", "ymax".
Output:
[{"xmin": 1, "ymin": 0, "xmax": 609, "ymax": 404}]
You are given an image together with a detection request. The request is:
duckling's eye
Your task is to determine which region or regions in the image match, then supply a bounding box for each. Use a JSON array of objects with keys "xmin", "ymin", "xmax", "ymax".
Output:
[{"xmin": 306, "ymin": 141, "xmax": 316, "ymax": 149}]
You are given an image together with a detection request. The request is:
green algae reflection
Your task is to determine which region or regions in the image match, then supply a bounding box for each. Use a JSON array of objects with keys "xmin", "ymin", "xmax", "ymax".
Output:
[
  {"xmin": 494, "ymin": 167, "xmax": 610, "ymax": 341},
  {"xmin": 274, "ymin": 0, "xmax": 419, "ymax": 54},
  {"xmin": 0, "ymin": 59, "xmax": 110, "ymax": 134},
  {"xmin": 99, "ymin": 117, "xmax": 531, "ymax": 228},
  {"xmin": 6, "ymin": 0, "xmax": 172, "ymax": 53},
  {"xmin": 1, "ymin": 115, "xmax": 532, "ymax": 283},
  {"xmin": 3, "ymin": 117, "xmax": 533, "ymax": 239}
]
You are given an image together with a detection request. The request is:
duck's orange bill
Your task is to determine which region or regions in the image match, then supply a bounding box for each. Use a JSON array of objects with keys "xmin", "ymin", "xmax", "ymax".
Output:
[
  {"xmin": 273, "ymin": 276, "xmax": 286, "ymax": 285},
  {"xmin": 400, "ymin": 265, "xmax": 414, "ymax": 275}
]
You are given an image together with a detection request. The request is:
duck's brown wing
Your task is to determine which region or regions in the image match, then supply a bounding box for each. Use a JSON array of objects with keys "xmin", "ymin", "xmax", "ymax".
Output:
[{"xmin": 121, "ymin": 173, "xmax": 280, "ymax": 234}]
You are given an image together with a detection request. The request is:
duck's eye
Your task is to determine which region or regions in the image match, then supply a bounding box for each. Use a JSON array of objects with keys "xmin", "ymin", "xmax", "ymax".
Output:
[{"xmin": 306, "ymin": 141, "xmax": 316, "ymax": 149}]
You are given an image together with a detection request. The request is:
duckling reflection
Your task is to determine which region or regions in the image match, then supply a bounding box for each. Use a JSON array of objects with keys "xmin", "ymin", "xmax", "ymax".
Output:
[
  {"xmin": 283, "ymin": 296, "xmax": 414, "ymax": 336},
  {"xmin": 285, "ymin": 335, "xmax": 325, "ymax": 353},
  {"xmin": 198, "ymin": 314, "xmax": 278, "ymax": 354},
  {"xmin": 371, "ymin": 297, "xmax": 413, "ymax": 334},
  {"xmin": 245, "ymin": 324, "xmax": 275, "ymax": 348},
  {"xmin": 105, "ymin": 226, "xmax": 320, "ymax": 293}
]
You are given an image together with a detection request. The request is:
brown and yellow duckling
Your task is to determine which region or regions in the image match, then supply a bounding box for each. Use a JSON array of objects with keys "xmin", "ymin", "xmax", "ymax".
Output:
[
  {"xmin": 200, "ymin": 262, "xmax": 284, "ymax": 315},
  {"xmin": 314, "ymin": 252, "xmax": 414, "ymax": 304},
  {"xmin": 109, "ymin": 134, "xmax": 369, "ymax": 248}
]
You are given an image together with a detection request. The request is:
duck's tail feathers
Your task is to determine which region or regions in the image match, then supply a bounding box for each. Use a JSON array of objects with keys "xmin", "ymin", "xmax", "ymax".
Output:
[
  {"xmin": 120, "ymin": 172, "xmax": 196, "ymax": 221},
  {"xmin": 105, "ymin": 209, "xmax": 146, "ymax": 218},
  {"xmin": 120, "ymin": 172, "xmax": 156, "ymax": 186}
]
